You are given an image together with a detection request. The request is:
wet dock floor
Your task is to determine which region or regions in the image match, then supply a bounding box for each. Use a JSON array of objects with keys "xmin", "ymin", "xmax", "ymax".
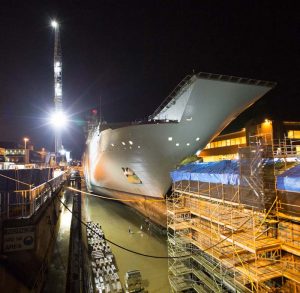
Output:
[
  {"xmin": 43, "ymin": 190, "xmax": 73, "ymax": 293},
  {"xmin": 84, "ymin": 192, "xmax": 170, "ymax": 293}
]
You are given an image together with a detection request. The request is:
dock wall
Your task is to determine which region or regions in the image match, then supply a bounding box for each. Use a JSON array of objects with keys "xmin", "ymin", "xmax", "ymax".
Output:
[{"xmin": 0, "ymin": 186, "xmax": 63, "ymax": 292}]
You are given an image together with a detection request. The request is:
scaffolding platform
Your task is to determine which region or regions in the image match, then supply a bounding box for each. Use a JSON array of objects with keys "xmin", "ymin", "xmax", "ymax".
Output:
[{"xmin": 167, "ymin": 138, "xmax": 300, "ymax": 292}]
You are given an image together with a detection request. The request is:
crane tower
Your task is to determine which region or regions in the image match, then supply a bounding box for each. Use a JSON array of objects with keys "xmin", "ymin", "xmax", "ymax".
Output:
[{"xmin": 51, "ymin": 20, "xmax": 63, "ymax": 154}]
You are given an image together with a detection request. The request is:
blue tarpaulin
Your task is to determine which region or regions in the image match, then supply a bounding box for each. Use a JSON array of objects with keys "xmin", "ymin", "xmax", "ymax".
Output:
[
  {"xmin": 277, "ymin": 164, "xmax": 300, "ymax": 193},
  {"xmin": 170, "ymin": 160, "xmax": 240, "ymax": 185}
]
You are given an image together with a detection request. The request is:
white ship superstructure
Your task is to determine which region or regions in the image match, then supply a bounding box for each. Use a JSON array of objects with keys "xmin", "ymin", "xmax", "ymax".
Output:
[{"xmin": 83, "ymin": 73, "xmax": 275, "ymax": 223}]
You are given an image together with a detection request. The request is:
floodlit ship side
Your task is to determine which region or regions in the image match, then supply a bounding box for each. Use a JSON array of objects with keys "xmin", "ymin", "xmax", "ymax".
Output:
[{"xmin": 83, "ymin": 73, "xmax": 275, "ymax": 225}]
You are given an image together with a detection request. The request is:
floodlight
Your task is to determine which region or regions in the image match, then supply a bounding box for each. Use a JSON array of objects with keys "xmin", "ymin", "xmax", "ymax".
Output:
[
  {"xmin": 50, "ymin": 111, "xmax": 68, "ymax": 128},
  {"xmin": 23, "ymin": 137, "xmax": 29, "ymax": 150},
  {"xmin": 51, "ymin": 20, "xmax": 58, "ymax": 29},
  {"xmin": 60, "ymin": 149, "xmax": 66, "ymax": 155}
]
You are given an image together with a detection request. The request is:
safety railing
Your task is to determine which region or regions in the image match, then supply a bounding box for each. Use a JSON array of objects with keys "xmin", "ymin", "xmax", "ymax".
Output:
[
  {"xmin": 149, "ymin": 71, "xmax": 276, "ymax": 121},
  {"xmin": 196, "ymin": 71, "xmax": 276, "ymax": 88},
  {"xmin": 5, "ymin": 172, "xmax": 67, "ymax": 219},
  {"xmin": 149, "ymin": 74, "xmax": 193, "ymax": 120}
]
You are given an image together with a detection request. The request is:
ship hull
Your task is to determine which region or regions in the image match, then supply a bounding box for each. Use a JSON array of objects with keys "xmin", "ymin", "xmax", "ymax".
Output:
[
  {"xmin": 84, "ymin": 74, "xmax": 274, "ymax": 226},
  {"xmin": 89, "ymin": 185, "xmax": 168, "ymax": 226}
]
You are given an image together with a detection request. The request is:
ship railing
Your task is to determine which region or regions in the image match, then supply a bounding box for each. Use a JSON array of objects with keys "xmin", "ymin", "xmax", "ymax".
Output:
[
  {"xmin": 5, "ymin": 172, "xmax": 66, "ymax": 219},
  {"xmin": 149, "ymin": 74, "xmax": 193, "ymax": 120},
  {"xmin": 196, "ymin": 72, "xmax": 276, "ymax": 88},
  {"xmin": 149, "ymin": 71, "xmax": 276, "ymax": 121}
]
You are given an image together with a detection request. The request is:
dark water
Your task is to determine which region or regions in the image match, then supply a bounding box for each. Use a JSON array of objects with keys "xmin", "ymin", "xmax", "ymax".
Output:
[{"xmin": 84, "ymin": 193, "xmax": 170, "ymax": 293}]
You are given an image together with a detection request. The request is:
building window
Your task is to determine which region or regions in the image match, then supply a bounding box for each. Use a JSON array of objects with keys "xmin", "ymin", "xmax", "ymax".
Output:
[{"xmin": 288, "ymin": 130, "xmax": 300, "ymax": 139}]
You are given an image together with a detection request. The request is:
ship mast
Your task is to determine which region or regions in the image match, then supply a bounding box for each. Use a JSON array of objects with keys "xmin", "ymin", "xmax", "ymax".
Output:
[{"xmin": 51, "ymin": 20, "xmax": 63, "ymax": 154}]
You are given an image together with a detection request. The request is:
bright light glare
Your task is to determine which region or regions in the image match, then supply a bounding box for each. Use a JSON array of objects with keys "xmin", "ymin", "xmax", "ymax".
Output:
[
  {"xmin": 51, "ymin": 20, "xmax": 58, "ymax": 28},
  {"xmin": 50, "ymin": 111, "xmax": 68, "ymax": 128},
  {"xmin": 60, "ymin": 149, "xmax": 66, "ymax": 155}
]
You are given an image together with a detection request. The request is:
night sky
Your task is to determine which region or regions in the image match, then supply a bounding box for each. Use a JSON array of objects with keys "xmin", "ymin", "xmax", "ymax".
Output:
[{"xmin": 0, "ymin": 1, "xmax": 299, "ymax": 159}]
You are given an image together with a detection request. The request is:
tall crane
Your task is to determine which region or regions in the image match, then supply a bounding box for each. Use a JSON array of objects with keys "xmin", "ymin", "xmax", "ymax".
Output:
[{"xmin": 51, "ymin": 20, "xmax": 63, "ymax": 154}]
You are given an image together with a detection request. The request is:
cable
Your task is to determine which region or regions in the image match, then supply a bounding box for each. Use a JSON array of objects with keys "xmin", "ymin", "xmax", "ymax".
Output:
[
  {"xmin": 56, "ymin": 194, "xmax": 175, "ymax": 259},
  {"xmin": 56, "ymin": 188, "xmax": 252, "ymax": 259},
  {"xmin": 0, "ymin": 172, "xmax": 32, "ymax": 187},
  {"xmin": 0, "ymin": 173, "xmax": 260, "ymax": 260}
]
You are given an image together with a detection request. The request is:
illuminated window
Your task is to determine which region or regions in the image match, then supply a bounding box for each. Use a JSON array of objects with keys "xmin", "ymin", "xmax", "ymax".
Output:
[
  {"xmin": 241, "ymin": 137, "xmax": 246, "ymax": 144},
  {"xmin": 288, "ymin": 130, "xmax": 300, "ymax": 139},
  {"xmin": 221, "ymin": 140, "xmax": 226, "ymax": 147},
  {"xmin": 226, "ymin": 139, "xmax": 230, "ymax": 146}
]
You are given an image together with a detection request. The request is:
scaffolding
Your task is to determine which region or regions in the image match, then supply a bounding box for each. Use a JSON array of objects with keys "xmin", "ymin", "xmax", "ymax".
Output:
[{"xmin": 167, "ymin": 136, "xmax": 300, "ymax": 292}]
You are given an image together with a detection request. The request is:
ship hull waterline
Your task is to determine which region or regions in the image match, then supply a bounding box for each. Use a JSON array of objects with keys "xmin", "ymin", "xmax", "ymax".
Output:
[{"xmin": 89, "ymin": 185, "xmax": 168, "ymax": 227}]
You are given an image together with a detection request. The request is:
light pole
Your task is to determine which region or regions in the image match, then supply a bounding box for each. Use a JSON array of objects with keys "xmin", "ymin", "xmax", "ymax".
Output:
[
  {"xmin": 24, "ymin": 137, "xmax": 29, "ymax": 150},
  {"xmin": 23, "ymin": 137, "xmax": 29, "ymax": 164},
  {"xmin": 50, "ymin": 110, "xmax": 68, "ymax": 165},
  {"xmin": 51, "ymin": 19, "xmax": 63, "ymax": 158}
]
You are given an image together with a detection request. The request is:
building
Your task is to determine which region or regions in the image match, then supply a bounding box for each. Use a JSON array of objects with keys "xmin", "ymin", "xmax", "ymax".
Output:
[
  {"xmin": 0, "ymin": 148, "xmax": 5, "ymax": 162},
  {"xmin": 0, "ymin": 142, "xmax": 48, "ymax": 168},
  {"xmin": 198, "ymin": 119, "xmax": 300, "ymax": 162}
]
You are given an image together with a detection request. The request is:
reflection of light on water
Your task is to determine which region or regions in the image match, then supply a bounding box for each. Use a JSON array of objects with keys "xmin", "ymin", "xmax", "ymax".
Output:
[
  {"xmin": 86, "ymin": 195, "xmax": 169, "ymax": 292},
  {"xmin": 60, "ymin": 207, "xmax": 72, "ymax": 231}
]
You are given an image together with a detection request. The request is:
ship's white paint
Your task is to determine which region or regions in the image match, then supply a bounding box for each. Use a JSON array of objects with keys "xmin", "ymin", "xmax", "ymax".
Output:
[
  {"xmin": 153, "ymin": 81, "xmax": 195, "ymax": 121},
  {"xmin": 84, "ymin": 75, "xmax": 274, "ymax": 199}
]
